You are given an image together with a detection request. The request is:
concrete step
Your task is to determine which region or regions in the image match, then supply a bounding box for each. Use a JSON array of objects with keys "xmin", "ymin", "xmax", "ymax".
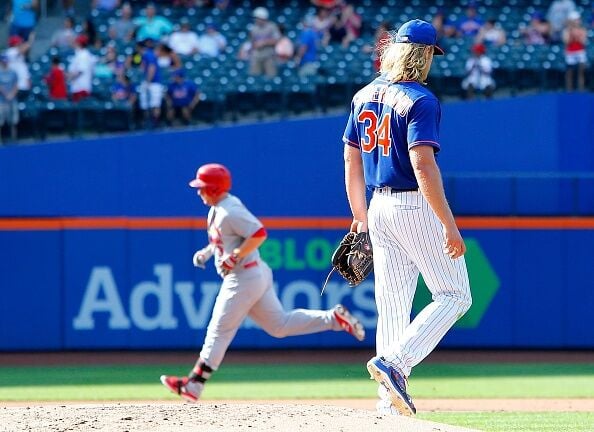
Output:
[{"xmin": 30, "ymin": 16, "xmax": 63, "ymax": 60}]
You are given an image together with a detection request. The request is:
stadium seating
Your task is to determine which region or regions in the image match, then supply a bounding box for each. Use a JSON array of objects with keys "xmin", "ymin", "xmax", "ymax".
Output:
[{"xmin": 12, "ymin": 0, "xmax": 594, "ymax": 139}]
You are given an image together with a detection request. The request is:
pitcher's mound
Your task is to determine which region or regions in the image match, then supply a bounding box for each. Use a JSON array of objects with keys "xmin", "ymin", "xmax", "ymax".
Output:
[{"xmin": 1, "ymin": 402, "xmax": 480, "ymax": 432}]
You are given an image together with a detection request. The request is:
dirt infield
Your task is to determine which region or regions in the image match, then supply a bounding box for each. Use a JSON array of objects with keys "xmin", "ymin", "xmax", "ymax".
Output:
[
  {"xmin": 4, "ymin": 398, "xmax": 594, "ymax": 412},
  {"xmin": 0, "ymin": 402, "xmax": 482, "ymax": 432}
]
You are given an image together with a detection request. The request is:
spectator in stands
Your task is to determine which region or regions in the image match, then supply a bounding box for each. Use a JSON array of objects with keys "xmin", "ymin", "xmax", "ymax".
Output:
[
  {"xmin": 137, "ymin": 38, "xmax": 163, "ymax": 128},
  {"xmin": 111, "ymin": 72, "xmax": 136, "ymax": 106},
  {"xmin": 323, "ymin": 3, "xmax": 361, "ymax": 48},
  {"xmin": 134, "ymin": 3, "xmax": 174, "ymax": 42},
  {"xmin": 340, "ymin": 4, "xmax": 362, "ymax": 47},
  {"xmin": 457, "ymin": 4, "xmax": 483, "ymax": 38},
  {"xmin": 44, "ymin": 56, "xmax": 68, "ymax": 100},
  {"xmin": 461, "ymin": 43, "xmax": 495, "ymax": 99},
  {"xmin": 8, "ymin": 0, "xmax": 38, "ymax": 41},
  {"xmin": 294, "ymin": 15, "xmax": 319, "ymax": 76},
  {"xmin": 67, "ymin": 35, "xmax": 96, "ymax": 102},
  {"xmin": 92, "ymin": 0, "xmax": 120, "ymax": 13},
  {"xmin": 363, "ymin": 20, "xmax": 390, "ymax": 72},
  {"xmin": 166, "ymin": 69, "xmax": 200, "ymax": 126},
  {"xmin": 168, "ymin": 18, "xmax": 200, "ymax": 57},
  {"xmin": 51, "ymin": 16, "xmax": 77, "ymax": 50},
  {"xmin": 323, "ymin": 15, "xmax": 346, "ymax": 46},
  {"xmin": 94, "ymin": 42, "xmax": 123, "ymax": 79},
  {"xmin": 312, "ymin": 7, "xmax": 333, "ymax": 37},
  {"xmin": 476, "ymin": 18, "xmax": 506, "ymax": 47},
  {"xmin": 562, "ymin": 11, "xmax": 588, "ymax": 91},
  {"xmin": 547, "ymin": 0, "xmax": 577, "ymax": 41},
  {"xmin": 248, "ymin": 7, "xmax": 281, "ymax": 77},
  {"xmin": 109, "ymin": 2, "xmax": 136, "ymax": 43},
  {"xmin": 0, "ymin": 54, "xmax": 19, "ymax": 143},
  {"xmin": 237, "ymin": 41, "xmax": 251, "ymax": 61},
  {"xmin": 519, "ymin": 12, "xmax": 551, "ymax": 45},
  {"xmin": 5, "ymin": 34, "xmax": 32, "ymax": 97},
  {"xmin": 197, "ymin": 24, "xmax": 227, "ymax": 58},
  {"xmin": 156, "ymin": 42, "xmax": 182, "ymax": 70},
  {"xmin": 275, "ymin": 24, "xmax": 295, "ymax": 64},
  {"xmin": 82, "ymin": 17, "xmax": 100, "ymax": 49},
  {"xmin": 432, "ymin": 8, "xmax": 458, "ymax": 39}
]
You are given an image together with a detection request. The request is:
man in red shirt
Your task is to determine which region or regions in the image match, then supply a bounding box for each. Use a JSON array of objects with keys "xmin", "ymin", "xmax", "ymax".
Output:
[{"xmin": 44, "ymin": 56, "xmax": 67, "ymax": 100}]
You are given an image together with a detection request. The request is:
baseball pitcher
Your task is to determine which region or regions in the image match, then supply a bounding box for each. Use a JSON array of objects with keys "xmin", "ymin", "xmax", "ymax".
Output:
[
  {"xmin": 161, "ymin": 163, "xmax": 365, "ymax": 402},
  {"xmin": 342, "ymin": 20, "xmax": 472, "ymax": 416}
]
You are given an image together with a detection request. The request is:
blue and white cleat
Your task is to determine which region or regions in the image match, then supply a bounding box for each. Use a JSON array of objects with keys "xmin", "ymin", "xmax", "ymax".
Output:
[{"xmin": 366, "ymin": 356, "xmax": 416, "ymax": 416}]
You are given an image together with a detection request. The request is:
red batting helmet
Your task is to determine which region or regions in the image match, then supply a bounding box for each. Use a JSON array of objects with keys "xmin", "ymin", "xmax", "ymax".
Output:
[{"xmin": 189, "ymin": 163, "xmax": 232, "ymax": 197}]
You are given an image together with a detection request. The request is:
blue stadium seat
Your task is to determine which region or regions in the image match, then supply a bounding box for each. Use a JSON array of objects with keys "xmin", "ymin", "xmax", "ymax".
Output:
[
  {"xmin": 101, "ymin": 101, "xmax": 134, "ymax": 132},
  {"xmin": 39, "ymin": 100, "xmax": 74, "ymax": 137},
  {"xmin": 284, "ymin": 75, "xmax": 318, "ymax": 114}
]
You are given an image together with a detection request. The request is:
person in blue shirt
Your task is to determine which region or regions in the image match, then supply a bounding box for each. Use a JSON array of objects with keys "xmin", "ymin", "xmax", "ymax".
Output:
[
  {"xmin": 166, "ymin": 69, "xmax": 200, "ymax": 126},
  {"xmin": 137, "ymin": 38, "xmax": 163, "ymax": 128},
  {"xmin": 9, "ymin": 0, "xmax": 38, "ymax": 41},
  {"xmin": 111, "ymin": 72, "xmax": 136, "ymax": 106},
  {"xmin": 457, "ymin": 4, "xmax": 483, "ymax": 37},
  {"xmin": 342, "ymin": 19, "xmax": 472, "ymax": 417},
  {"xmin": 295, "ymin": 15, "xmax": 320, "ymax": 77}
]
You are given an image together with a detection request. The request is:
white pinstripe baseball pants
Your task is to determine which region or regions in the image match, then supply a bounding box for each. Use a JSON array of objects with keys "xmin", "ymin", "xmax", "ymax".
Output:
[{"xmin": 368, "ymin": 189, "xmax": 472, "ymax": 378}]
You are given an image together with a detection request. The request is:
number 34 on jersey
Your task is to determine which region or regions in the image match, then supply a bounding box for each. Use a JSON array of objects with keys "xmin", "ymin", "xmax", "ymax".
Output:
[{"xmin": 358, "ymin": 110, "xmax": 392, "ymax": 156}]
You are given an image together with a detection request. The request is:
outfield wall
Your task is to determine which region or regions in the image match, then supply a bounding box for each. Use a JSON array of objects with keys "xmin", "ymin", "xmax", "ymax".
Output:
[
  {"xmin": 1, "ymin": 93, "xmax": 593, "ymax": 218},
  {"xmin": 1, "ymin": 93, "xmax": 593, "ymax": 350},
  {"xmin": 1, "ymin": 223, "xmax": 594, "ymax": 350}
]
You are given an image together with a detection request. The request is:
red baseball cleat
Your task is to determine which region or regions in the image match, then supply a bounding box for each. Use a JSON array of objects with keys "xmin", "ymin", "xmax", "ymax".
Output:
[
  {"xmin": 160, "ymin": 375, "xmax": 203, "ymax": 403},
  {"xmin": 333, "ymin": 304, "xmax": 365, "ymax": 341}
]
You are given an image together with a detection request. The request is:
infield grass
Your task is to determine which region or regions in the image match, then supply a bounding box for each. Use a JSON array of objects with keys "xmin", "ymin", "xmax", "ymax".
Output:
[
  {"xmin": 1, "ymin": 362, "xmax": 594, "ymax": 400},
  {"xmin": 1, "ymin": 362, "xmax": 594, "ymax": 431},
  {"xmin": 416, "ymin": 412, "xmax": 594, "ymax": 432}
]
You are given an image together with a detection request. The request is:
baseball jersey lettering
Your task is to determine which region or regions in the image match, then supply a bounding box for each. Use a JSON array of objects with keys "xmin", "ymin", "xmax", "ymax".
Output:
[
  {"xmin": 343, "ymin": 75, "xmax": 441, "ymax": 191},
  {"xmin": 353, "ymin": 84, "xmax": 414, "ymax": 115}
]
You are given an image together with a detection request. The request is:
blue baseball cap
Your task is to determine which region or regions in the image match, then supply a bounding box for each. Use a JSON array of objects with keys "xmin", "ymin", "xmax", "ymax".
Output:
[{"xmin": 395, "ymin": 19, "xmax": 444, "ymax": 55}]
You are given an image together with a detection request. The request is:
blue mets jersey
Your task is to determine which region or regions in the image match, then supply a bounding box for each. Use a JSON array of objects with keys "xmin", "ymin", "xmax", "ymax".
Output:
[{"xmin": 342, "ymin": 75, "xmax": 441, "ymax": 190}]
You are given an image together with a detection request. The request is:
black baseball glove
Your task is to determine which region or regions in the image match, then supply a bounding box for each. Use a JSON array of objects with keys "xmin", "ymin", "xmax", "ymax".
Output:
[{"xmin": 321, "ymin": 231, "xmax": 373, "ymax": 293}]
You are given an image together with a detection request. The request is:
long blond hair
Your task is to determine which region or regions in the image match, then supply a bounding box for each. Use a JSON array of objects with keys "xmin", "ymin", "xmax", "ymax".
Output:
[{"xmin": 380, "ymin": 34, "xmax": 431, "ymax": 83}]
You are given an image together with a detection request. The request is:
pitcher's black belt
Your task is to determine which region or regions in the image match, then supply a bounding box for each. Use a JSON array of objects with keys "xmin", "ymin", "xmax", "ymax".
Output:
[{"xmin": 374, "ymin": 187, "xmax": 418, "ymax": 195}]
